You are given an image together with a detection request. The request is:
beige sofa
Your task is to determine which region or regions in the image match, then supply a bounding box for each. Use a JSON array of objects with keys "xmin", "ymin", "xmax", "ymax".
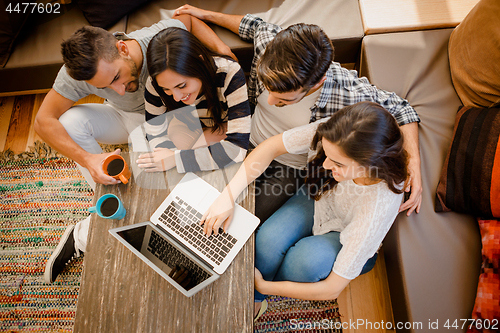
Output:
[
  {"xmin": 0, "ymin": 0, "xmax": 363, "ymax": 95},
  {"xmin": 361, "ymin": 29, "xmax": 481, "ymax": 332}
]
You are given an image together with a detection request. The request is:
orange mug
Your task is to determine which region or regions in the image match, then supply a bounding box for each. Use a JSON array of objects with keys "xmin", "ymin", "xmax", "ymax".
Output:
[{"xmin": 102, "ymin": 155, "xmax": 131, "ymax": 184}]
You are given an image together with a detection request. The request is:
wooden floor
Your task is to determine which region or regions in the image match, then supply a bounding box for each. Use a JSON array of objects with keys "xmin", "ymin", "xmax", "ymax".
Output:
[{"xmin": 0, "ymin": 92, "xmax": 395, "ymax": 332}]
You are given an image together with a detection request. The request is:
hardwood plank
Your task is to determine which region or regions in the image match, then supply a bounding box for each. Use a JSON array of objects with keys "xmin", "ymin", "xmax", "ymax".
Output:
[
  {"xmin": 0, "ymin": 96, "xmax": 15, "ymax": 152},
  {"xmin": 347, "ymin": 248, "xmax": 395, "ymax": 332},
  {"xmin": 338, "ymin": 284, "xmax": 354, "ymax": 333},
  {"xmin": 74, "ymin": 94, "xmax": 105, "ymax": 105},
  {"xmin": 337, "ymin": 248, "xmax": 394, "ymax": 332},
  {"xmin": 20, "ymin": 93, "xmax": 102, "ymax": 151},
  {"xmin": 4, "ymin": 95, "xmax": 35, "ymax": 153},
  {"xmin": 75, "ymin": 160, "xmax": 255, "ymax": 333},
  {"xmin": 25, "ymin": 93, "xmax": 47, "ymax": 150},
  {"xmin": 0, "ymin": 88, "xmax": 50, "ymax": 98}
]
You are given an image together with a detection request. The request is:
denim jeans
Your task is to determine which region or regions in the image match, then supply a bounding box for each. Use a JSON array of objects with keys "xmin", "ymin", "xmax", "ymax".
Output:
[{"xmin": 254, "ymin": 186, "xmax": 378, "ymax": 302}]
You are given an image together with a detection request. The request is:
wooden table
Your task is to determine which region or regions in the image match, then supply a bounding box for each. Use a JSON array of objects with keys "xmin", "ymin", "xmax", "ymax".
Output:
[
  {"xmin": 359, "ymin": 0, "xmax": 480, "ymax": 34},
  {"xmin": 74, "ymin": 153, "xmax": 255, "ymax": 333}
]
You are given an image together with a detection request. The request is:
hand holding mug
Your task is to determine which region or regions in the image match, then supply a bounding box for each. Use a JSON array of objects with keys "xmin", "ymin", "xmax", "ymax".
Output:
[{"xmin": 102, "ymin": 154, "xmax": 131, "ymax": 184}]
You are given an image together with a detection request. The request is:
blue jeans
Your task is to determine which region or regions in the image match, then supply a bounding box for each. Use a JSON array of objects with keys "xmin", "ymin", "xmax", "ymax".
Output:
[{"xmin": 254, "ymin": 187, "xmax": 378, "ymax": 302}]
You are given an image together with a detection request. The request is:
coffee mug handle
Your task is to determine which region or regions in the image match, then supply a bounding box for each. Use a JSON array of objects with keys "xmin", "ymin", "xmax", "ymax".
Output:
[
  {"xmin": 119, "ymin": 174, "xmax": 128, "ymax": 184},
  {"xmin": 89, "ymin": 206, "xmax": 97, "ymax": 213}
]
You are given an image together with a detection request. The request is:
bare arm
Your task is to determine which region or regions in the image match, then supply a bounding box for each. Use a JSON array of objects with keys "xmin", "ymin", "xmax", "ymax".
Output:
[
  {"xmin": 225, "ymin": 134, "xmax": 287, "ymax": 201},
  {"xmin": 34, "ymin": 89, "xmax": 87, "ymax": 164},
  {"xmin": 255, "ymin": 268, "xmax": 350, "ymax": 301},
  {"xmin": 399, "ymin": 122, "xmax": 422, "ymax": 215},
  {"xmin": 174, "ymin": 13, "xmax": 236, "ymax": 60},
  {"xmin": 174, "ymin": 4, "xmax": 244, "ymax": 35},
  {"xmin": 34, "ymin": 89, "xmax": 120, "ymax": 185},
  {"xmin": 201, "ymin": 134, "xmax": 287, "ymax": 235}
]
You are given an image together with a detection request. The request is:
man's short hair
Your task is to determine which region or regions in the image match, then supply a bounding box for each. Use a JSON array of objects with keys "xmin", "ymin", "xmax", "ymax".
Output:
[
  {"xmin": 257, "ymin": 23, "xmax": 334, "ymax": 93},
  {"xmin": 61, "ymin": 26, "xmax": 120, "ymax": 81}
]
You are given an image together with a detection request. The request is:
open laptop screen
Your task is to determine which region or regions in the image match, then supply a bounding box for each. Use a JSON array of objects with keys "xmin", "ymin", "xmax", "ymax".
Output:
[
  {"xmin": 115, "ymin": 224, "xmax": 212, "ymax": 291},
  {"xmin": 116, "ymin": 224, "xmax": 146, "ymax": 251}
]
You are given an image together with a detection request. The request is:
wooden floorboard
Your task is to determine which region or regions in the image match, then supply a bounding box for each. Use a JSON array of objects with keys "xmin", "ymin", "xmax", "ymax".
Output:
[
  {"xmin": 1, "ymin": 92, "xmax": 395, "ymax": 330},
  {"xmin": 74, "ymin": 94, "xmax": 105, "ymax": 105},
  {"xmin": 25, "ymin": 93, "xmax": 46, "ymax": 152},
  {"xmin": 338, "ymin": 248, "xmax": 395, "ymax": 332},
  {"xmin": 0, "ymin": 93, "xmax": 105, "ymax": 153},
  {"xmin": 5, "ymin": 95, "xmax": 35, "ymax": 153},
  {"xmin": 0, "ymin": 96, "xmax": 15, "ymax": 151}
]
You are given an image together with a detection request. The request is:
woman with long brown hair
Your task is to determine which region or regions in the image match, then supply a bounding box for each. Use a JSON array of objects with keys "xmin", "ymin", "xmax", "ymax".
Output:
[
  {"xmin": 137, "ymin": 27, "xmax": 250, "ymax": 173},
  {"xmin": 199, "ymin": 101, "xmax": 408, "ymax": 319}
]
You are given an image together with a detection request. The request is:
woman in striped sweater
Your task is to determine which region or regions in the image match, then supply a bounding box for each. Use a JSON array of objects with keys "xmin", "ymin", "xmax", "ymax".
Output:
[{"xmin": 137, "ymin": 27, "xmax": 251, "ymax": 173}]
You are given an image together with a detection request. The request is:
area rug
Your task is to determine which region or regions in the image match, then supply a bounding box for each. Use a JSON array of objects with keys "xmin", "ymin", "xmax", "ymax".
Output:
[
  {"xmin": 0, "ymin": 142, "xmax": 93, "ymax": 332},
  {"xmin": 0, "ymin": 142, "xmax": 343, "ymax": 332},
  {"xmin": 254, "ymin": 295, "xmax": 342, "ymax": 332}
]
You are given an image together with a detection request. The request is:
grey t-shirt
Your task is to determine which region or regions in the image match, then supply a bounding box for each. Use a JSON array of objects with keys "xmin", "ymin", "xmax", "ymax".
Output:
[{"xmin": 52, "ymin": 19, "xmax": 186, "ymax": 113}]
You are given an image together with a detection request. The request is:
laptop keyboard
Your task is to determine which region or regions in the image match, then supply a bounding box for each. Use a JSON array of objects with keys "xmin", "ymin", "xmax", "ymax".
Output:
[
  {"xmin": 158, "ymin": 196, "xmax": 238, "ymax": 266},
  {"xmin": 147, "ymin": 230, "xmax": 210, "ymax": 289}
]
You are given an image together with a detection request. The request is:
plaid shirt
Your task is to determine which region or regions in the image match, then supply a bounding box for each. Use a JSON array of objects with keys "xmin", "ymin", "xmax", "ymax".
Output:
[{"xmin": 238, "ymin": 14, "xmax": 420, "ymax": 126}]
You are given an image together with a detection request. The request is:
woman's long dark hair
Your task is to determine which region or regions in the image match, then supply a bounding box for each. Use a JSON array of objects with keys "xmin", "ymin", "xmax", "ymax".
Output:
[
  {"xmin": 306, "ymin": 101, "xmax": 408, "ymax": 199},
  {"xmin": 147, "ymin": 27, "xmax": 227, "ymax": 132}
]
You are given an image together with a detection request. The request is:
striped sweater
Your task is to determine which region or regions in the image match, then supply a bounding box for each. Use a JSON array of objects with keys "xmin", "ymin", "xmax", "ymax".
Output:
[{"xmin": 144, "ymin": 57, "xmax": 251, "ymax": 173}]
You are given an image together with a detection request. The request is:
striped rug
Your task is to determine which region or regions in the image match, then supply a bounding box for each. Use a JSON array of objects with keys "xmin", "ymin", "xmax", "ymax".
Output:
[
  {"xmin": 0, "ymin": 142, "xmax": 343, "ymax": 332},
  {"xmin": 0, "ymin": 143, "xmax": 92, "ymax": 332},
  {"xmin": 254, "ymin": 296, "xmax": 342, "ymax": 333}
]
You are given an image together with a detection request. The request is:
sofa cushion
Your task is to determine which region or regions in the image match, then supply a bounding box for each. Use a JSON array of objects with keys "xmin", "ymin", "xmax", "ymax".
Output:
[
  {"xmin": 0, "ymin": 4, "xmax": 126, "ymax": 94},
  {"xmin": 449, "ymin": 0, "xmax": 500, "ymax": 108},
  {"xmin": 360, "ymin": 29, "xmax": 481, "ymax": 330},
  {"xmin": 0, "ymin": 0, "xmax": 30, "ymax": 67},
  {"xmin": 76, "ymin": 0, "xmax": 150, "ymax": 29},
  {"xmin": 436, "ymin": 106, "xmax": 500, "ymax": 218},
  {"xmin": 468, "ymin": 219, "xmax": 500, "ymax": 332},
  {"xmin": 127, "ymin": 0, "xmax": 364, "ymax": 71}
]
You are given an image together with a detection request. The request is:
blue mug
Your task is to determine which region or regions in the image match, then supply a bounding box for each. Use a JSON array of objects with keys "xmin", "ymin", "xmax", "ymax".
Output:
[{"xmin": 89, "ymin": 194, "xmax": 126, "ymax": 219}]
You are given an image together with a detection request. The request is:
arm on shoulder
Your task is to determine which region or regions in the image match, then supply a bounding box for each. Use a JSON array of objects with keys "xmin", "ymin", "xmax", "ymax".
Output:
[
  {"xmin": 174, "ymin": 4, "xmax": 244, "ymax": 35},
  {"xmin": 174, "ymin": 13, "xmax": 236, "ymax": 60},
  {"xmin": 172, "ymin": 13, "xmax": 192, "ymax": 31}
]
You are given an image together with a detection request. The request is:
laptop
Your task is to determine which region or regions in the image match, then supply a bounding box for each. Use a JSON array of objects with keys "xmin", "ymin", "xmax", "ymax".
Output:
[{"xmin": 109, "ymin": 172, "xmax": 260, "ymax": 297}]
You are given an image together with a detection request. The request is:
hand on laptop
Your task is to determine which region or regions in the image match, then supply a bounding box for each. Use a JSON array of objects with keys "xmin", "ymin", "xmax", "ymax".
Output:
[
  {"xmin": 136, "ymin": 148, "xmax": 176, "ymax": 172},
  {"xmin": 200, "ymin": 188, "xmax": 235, "ymax": 236}
]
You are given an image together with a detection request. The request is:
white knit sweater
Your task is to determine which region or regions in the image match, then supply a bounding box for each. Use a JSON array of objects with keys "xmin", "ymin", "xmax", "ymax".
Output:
[{"xmin": 282, "ymin": 119, "xmax": 403, "ymax": 279}]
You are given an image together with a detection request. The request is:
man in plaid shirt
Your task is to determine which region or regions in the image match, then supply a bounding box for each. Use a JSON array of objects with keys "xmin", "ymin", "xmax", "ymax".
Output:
[{"xmin": 174, "ymin": 5, "xmax": 422, "ymax": 222}]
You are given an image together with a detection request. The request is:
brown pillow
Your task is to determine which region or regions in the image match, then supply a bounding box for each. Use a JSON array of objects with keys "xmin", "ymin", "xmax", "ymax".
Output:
[
  {"xmin": 77, "ymin": 0, "xmax": 150, "ymax": 29},
  {"xmin": 449, "ymin": 0, "xmax": 500, "ymax": 108},
  {"xmin": 435, "ymin": 106, "xmax": 500, "ymax": 218}
]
